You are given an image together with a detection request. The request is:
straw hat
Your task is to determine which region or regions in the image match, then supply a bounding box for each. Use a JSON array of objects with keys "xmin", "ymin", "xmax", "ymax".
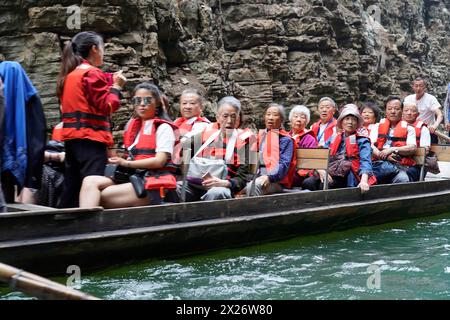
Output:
[{"xmin": 337, "ymin": 104, "xmax": 363, "ymax": 129}]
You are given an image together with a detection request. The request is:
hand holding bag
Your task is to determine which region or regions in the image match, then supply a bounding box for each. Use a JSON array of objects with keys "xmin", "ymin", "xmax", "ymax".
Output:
[
  {"xmin": 104, "ymin": 164, "xmax": 135, "ymax": 184},
  {"xmin": 186, "ymin": 129, "xmax": 238, "ymax": 187},
  {"xmin": 425, "ymin": 151, "xmax": 440, "ymax": 174}
]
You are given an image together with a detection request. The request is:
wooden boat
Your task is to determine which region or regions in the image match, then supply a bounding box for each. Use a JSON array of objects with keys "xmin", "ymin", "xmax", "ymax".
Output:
[{"xmin": 1, "ymin": 177, "xmax": 450, "ymax": 276}]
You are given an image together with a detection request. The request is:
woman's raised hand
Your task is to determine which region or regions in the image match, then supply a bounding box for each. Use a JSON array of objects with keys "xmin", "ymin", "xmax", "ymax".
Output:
[{"xmin": 113, "ymin": 70, "xmax": 127, "ymax": 89}]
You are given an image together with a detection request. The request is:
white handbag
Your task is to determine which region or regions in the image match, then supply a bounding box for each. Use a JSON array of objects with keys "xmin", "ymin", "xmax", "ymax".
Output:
[{"xmin": 186, "ymin": 129, "xmax": 238, "ymax": 187}]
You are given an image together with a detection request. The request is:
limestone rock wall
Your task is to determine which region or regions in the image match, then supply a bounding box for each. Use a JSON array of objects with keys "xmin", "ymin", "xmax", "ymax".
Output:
[{"xmin": 1, "ymin": 0, "xmax": 449, "ymax": 137}]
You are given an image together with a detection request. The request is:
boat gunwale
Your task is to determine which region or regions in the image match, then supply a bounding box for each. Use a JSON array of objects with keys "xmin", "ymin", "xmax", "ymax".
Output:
[
  {"xmin": 2, "ymin": 179, "xmax": 450, "ymax": 276},
  {"xmin": 1, "ymin": 182, "xmax": 450, "ymax": 248},
  {"xmin": 2, "ymin": 179, "xmax": 449, "ymax": 220},
  {"xmin": 0, "ymin": 179, "xmax": 449, "ymax": 244}
]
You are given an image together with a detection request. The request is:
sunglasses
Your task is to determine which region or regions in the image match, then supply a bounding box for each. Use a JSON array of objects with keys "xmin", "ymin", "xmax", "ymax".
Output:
[{"xmin": 132, "ymin": 96, "xmax": 154, "ymax": 106}]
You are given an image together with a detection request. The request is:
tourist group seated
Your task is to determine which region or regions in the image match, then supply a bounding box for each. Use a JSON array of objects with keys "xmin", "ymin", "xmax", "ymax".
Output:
[
  {"xmin": 76, "ymin": 89, "xmax": 439, "ymax": 209},
  {"xmin": 3, "ymin": 30, "xmax": 448, "ymax": 211}
]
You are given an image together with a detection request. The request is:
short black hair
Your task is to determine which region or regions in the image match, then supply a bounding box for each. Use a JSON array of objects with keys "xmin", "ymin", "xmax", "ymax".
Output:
[
  {"xmin": 385, "ymin": 96, "xmax": 403, "ymax": 109},
  {"xmin": 413, "ymin": 77, "xmax": 427, "ymax": 86},
  {"xmin": 360, "ymin": 101, "xmax": 381, "ymax": 122},
  {"xmin": 133, "ymin": 82, "xmax": 171, "ymax": 122}
]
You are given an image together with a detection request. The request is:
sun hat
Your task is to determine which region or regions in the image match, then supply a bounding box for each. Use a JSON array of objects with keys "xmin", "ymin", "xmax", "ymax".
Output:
[{"xmin": 337, "ymin": 104, "xmax": 363, "ymax": 129}]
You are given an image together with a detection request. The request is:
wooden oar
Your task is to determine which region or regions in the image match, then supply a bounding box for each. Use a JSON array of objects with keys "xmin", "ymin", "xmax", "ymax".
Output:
[{"xmin": 0, "ymin": 263, "xmax": 99, "ymax": 300}]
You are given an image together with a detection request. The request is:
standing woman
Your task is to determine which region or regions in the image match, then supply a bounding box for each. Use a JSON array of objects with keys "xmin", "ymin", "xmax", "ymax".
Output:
[{"xmin": 56, "ymin": 31, "xmax": 127, "ymax": 208}]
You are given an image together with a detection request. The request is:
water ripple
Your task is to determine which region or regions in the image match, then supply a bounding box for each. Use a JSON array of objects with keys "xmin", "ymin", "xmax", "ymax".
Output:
[{"xmin": 4, "ymin": 213, "xmax": 450, "ymax": 300}]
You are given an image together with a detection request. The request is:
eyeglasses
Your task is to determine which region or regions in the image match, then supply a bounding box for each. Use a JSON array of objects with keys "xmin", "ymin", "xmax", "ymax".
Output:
[{"xmin": 132, "ymin": 96, "xmax": 154, "ymax": 106}]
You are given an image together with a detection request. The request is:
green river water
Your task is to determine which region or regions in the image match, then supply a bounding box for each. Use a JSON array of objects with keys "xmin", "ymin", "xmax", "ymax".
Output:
[{"xmin": 2, "ymin": 212, "xmax": 450, "ymax": 300}]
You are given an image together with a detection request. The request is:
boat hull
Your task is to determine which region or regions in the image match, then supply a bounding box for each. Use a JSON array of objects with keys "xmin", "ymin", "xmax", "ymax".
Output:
[{"xmin": 1, "ymin": 180, "xmax": 450, "ymax": 275}]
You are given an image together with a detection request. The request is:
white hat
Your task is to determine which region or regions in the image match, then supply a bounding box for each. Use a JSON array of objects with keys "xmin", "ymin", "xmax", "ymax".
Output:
[{"xmin": 337, "ymin": 104, "xmax": 363, "ymax": 129}]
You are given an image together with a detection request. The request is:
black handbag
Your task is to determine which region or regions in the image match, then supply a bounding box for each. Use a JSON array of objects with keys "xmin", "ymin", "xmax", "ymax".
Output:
[
  {"xmin": 130, "ymin": 170, "xmax": 147, "ymax": 198},
  {"xmin": 104, "ymin": 164, "xmax": 135, "ymax": 184}
]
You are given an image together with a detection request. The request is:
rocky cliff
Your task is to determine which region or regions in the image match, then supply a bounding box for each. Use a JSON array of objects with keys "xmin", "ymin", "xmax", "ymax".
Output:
[{"xmin": 1, "ymin": 0, "xmax": 449, "ymax": 138}]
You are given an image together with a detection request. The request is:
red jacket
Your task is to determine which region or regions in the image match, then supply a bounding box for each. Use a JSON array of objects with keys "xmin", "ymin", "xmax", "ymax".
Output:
[
  {"xmin": 51, "ymin": 122, "xmax": 63, "ymax": 142},
  {"xmin": 60, "ymin": 62, "xmax": 120, "ymax": 146}
]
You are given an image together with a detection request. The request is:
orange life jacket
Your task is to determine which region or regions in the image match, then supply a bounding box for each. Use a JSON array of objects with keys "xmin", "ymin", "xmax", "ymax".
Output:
[
  {"xmin": 200, "ymin": 123, "xmax": 253, "ymax": 179},
  {"xmin": 51, "ymin": 122, "xmax": 64, "ymax": 142},
  {"xmin": 174, "ymin": 116, "xmax": 210, "ymax": 135},
  {"xmin": 310, "ymin": 118, "xmax": 337, "ymax": 146},
  {"xmin": 259, "ymin": 129, "xmax": 296, "ymax": 189},
  {"xmin": 290, "ymin": 129, "xmax": 316, "ymax": 177},
  {"xmin": 60, "ymin": 63, "xmax": 114, "ymax": 146},
  {"xmin": 123, "ymin": 118, "xmax": 178, "ymax": 188},
  {"xmin": 330, "ymin": 132, "xmax": 377, "ymax": 185},
  {"xmin": 412, "ymin": 120, "xmax": 426, "ymax": 147},
  {"xmin": 376, "ymin": 119, "xmax": 415, "ymax": 167}
]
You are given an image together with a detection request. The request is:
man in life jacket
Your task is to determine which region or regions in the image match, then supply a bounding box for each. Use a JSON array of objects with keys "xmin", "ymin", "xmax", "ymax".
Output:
[
  {"xmin": 310, "ymin": 97, "xmax": 338, "ymax": 148},
  {"xmin": 174, "ymin": 88, "xmax": 210, "ymax": 140},
  {"xmin": 246, "ymin": 103, "xmax": 296, "ymax": 196},
  {"xmin": 178, "ymin": 96, "xmax": 254, "ymax": 201},
  {"xmin": 370, "ymin": 96, "xmax": 417, "ymax": 184},
  {"xmin": 403, "ymin": 102, "xmax": 431, "ymax": 181}
]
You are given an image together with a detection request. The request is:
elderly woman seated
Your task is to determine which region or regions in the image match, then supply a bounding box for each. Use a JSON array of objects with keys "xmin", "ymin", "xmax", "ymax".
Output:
[
  {"xmin": 288, "ymin": 105, "xmax": 318, "ymax": 187},
  {"xmin": 246, "ymin": 103, "xmax": 296, "ymax": 196},
  {"xmin": 302, "ymin": 105, "xmax": 376, "ymax": 193}
]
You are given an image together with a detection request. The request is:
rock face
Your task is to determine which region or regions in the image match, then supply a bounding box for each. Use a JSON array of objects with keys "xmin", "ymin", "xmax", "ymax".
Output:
[{"xmin": 1, "ymin": 0, "xmax": 449, "ymax": 138}]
